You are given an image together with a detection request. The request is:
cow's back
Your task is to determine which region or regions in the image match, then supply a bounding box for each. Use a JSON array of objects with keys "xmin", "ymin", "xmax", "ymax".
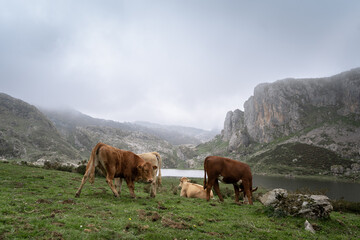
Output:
[
  {"xmin": 97, "ymin": 145, "xmax": 143, "ymax": 178},
  {"xmin": 204, "ymin": 156, "xmax": 226, "ymax": 176},
  {"xmin": 222, "ymin": 157, "xmax": 252, "ymax": 179},
  {"xmin": 205, "ymin": 156, "xmax": 252, "ymax": 182}
]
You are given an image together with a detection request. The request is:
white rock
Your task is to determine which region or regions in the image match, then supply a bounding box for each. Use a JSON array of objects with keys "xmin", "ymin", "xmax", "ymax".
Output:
[
  {"xmin": 259, "ymin": 188, "xmax": 288, "ymax": 206},
  {"xmin": 304, "ymin": 220, "xmax": 315, "ymax": 234}
]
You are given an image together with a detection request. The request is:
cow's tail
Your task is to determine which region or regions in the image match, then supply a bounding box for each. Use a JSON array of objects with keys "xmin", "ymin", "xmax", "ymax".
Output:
[
  {"xmin": 153, "ymin": 152, "xmax": 162, "ymax": 186},
  {"xmin": 203, "ymin": 157, "xmax": 209, "ymax": 190},
  {"xmin": 88, "ymin": 143, "xmax": 102, "ymax": 184}
]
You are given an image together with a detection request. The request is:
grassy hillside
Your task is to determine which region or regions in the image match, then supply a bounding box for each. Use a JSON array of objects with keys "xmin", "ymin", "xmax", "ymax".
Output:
[
  {"xmin": 247, "ymin": 143, "xmax": 354, "ymax": 176},
  {"xmin": 191, "ymin": 134, "xmax": 358, "ymax": 180},
  {"xmin": 1, "ymin": 162, "xmax": 359, "ymax": 239}
]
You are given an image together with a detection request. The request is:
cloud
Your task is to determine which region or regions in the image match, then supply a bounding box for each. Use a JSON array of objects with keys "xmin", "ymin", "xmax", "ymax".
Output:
[{"xmin": 1, "ymin": 0, "xmax": 360, "ymax": 130}]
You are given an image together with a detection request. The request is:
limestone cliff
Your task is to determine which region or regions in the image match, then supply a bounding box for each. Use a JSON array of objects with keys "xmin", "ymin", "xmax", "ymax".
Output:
[
  {"xmin": 221, "ymin": 68, "xmax": 360, "ymax": 159},
  {"xmin": 221, "ymin": 109, "xmax": 250, "ymax": 150}
]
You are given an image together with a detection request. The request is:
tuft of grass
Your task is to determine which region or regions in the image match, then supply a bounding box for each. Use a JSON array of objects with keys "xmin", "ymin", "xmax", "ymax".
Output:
[{"xmin": 0, "ymin": 162, "xmax": 360, "ymax": 239}]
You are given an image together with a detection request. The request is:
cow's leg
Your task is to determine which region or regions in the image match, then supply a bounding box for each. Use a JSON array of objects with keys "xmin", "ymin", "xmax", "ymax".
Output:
[
  {"xmin": 233, "ymin": 184, "xmax": 240, "ymax": 203},
  {"xmin": 242, "ymin": 180, "xmax": 253, "ymax": 205},
  {"xmin": 75, "ymin": 167, "xmax": 92, "ymax": 197},
  {"xmin": 114, "ymin": 178, "xmax": 122, "ymax": 195},
  {"xmin": 213, "ymin": 180, "xmax": 224, "ymax": 202},
  {"xmin": 125, "ymin": 178, "xmax": 136, "ymax": 198},
  {"xmin": 205, "ymin": 179, "xmax": 214, "ymax": 201},
  {"xmin": 150, "ymin": 179, "xmax": 156, "ymax": 198},
  {"xmin": 105, "ymin": 175, "xmax": 119, "ymax": 197}
]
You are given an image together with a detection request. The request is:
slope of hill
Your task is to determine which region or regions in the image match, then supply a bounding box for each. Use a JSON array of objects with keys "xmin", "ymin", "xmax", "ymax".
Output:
[{"xmin": 0, "ymin": 93, "xmax": 81, "ymax": 163}]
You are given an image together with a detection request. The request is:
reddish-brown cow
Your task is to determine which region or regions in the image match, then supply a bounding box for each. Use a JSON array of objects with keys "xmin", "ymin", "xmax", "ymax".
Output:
[
  {"xmin": 203, "ymin": 156, "xmax": 257, "ymax": 204},
  {"xmin": 75, "ymin": 143, "xmax": 157, "ymax": 198}
]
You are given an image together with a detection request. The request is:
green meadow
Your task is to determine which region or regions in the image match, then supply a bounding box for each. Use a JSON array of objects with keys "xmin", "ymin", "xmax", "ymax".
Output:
[{"xmin": 0, "ymin": 162, "xmax": 359, "ymax": 239}]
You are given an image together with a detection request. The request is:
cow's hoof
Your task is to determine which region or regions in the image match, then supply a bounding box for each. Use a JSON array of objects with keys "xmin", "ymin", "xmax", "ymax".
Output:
[{"xmin": 75, "ymin": 193, "xmax": 80, "ymax": 198}]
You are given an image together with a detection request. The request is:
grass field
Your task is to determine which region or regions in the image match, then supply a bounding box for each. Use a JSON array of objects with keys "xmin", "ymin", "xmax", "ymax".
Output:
[{"xmin": 0, "ymin": 162, "xmax": 359, "ymax": 239}]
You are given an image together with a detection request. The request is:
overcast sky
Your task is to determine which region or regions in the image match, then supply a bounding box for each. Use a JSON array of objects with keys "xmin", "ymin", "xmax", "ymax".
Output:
[{"xmin": 1, "ymin": 0, "xmax": 360, "ymax": 130}]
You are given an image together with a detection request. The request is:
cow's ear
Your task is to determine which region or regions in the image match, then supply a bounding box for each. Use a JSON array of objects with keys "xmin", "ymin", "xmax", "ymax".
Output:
[{"xmin": 152, "ymin": 165, "xmax": 158, "ymax": 170}]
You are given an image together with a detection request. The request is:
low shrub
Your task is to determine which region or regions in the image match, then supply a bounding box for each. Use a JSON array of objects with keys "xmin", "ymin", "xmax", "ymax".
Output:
[
  {"xmin": 75, "ymin": 164, "xmax": 87, "ymax": 174},
  {"xmin": 43, "ymin": 161, "xmax": 74, "ymax": 173},
  {"xmin": 331, "ymin": 199, "xmax": 360, "ymax": 214}
]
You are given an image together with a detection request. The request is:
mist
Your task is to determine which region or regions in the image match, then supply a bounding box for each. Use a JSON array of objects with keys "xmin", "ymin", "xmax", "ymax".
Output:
[{"xmin": 1, "ymin": 0, "xmax": 360, "ymax": 130}]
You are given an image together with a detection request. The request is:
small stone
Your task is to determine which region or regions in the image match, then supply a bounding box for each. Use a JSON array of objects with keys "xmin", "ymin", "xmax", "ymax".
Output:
[{"xmin": 304, "ymin": 220, "xmax": 315, "ymax": 234}]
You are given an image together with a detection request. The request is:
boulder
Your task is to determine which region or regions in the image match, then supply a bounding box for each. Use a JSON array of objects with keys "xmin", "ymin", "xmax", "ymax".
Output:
[
  {"xmin": 33, "ymin": 158, "xmax": 47, "ymax": 166},
  {"xmin": 258, "ymin": 188, "xmax": 288, "ymax": 206},
  {"xmin": 260, "ymin": 189, "xmax": 333, "ymax": 219}
]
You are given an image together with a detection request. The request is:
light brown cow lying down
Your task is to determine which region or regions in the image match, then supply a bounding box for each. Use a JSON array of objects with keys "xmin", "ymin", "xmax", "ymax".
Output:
[
  {"xmin": 115, "ymin": 152, "xmax": 162, "ymax": 198},
  {"xmin": 179, "ymin": 177, "xmax": 213, "ymax": 199}
]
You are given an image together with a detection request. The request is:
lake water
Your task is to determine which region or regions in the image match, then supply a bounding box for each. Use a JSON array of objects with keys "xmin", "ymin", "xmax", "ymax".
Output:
[{"xmin": 161, "ymin": 169, "xmax": 360, "ymax": 202}]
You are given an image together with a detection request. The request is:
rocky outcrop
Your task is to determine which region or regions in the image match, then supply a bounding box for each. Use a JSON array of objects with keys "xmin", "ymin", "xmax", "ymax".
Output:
[
  {"xmin": 221, "ymin": 68, "xmax": 360, "ymax": 158},
  {"xmin": 221, "ymin": 109, "xmax": 250, "ymax": 150},
  {"xmin": 244, "ymin": 68, "xmax": 360, "ymax": 143},
  {"xmin": 259, "ymin": 188, "xmax": 288, "ymax": 206},
  {"xmin": 259, "ymin": 189, "xmax": 333, "ymax": 219}
]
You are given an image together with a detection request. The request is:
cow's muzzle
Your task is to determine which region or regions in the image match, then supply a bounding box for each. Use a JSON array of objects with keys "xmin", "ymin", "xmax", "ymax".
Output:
[{"xmin": 147, "ymin": 179, "xmax": 154, "ymax": 183}]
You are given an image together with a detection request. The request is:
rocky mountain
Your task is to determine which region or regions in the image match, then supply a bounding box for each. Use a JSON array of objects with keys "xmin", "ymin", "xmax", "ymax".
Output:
[
  {"xmin": 40, "ymin": 108, "xmax": 195, "ymax": 168},
  {"xmin": 0, "ymin": 93, "xmax": 81, "ymax": 163},
  {"xmin": 64, "ymin": 125, "xmax": 183, "ymax": 168},
  {"xmin": 0, "ymin": 94, "xmax": 192, "ymax": 167},
  {"xmin": 134, "ymin": 121, "xmax": 218, "ymax": 145},
  {"xmin": 221, "ymin": 68, "xmax": 360, "ymax": 160},
  {"xmin": 189, "ymin": 68, "xmax": 360, "ymax": 179},
  {"xmin": 42, "ymin": 109, "xmax": 217, "ymax": 146}
]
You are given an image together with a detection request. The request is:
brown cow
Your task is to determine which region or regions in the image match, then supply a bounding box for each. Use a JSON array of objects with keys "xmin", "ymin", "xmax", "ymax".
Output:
[
  {"xmin": 115, "ymin": 152, "xmax": 162, "ymax": 197},
  {"xmin": 75, "ymin": 143, "xmax": 157, "ymax": 198},
  {"xmin": 203, "ymin": 156, "xmax": 257, "ymax": 204},
  {"xmin": 179, "ymin": 177, "xmax": 213, "ymax": 199}
]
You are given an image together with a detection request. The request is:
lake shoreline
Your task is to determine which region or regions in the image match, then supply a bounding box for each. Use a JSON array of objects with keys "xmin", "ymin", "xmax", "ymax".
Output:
[
  {"xmin": 163, "ymin": 168, "xmax": 360, "ymax": 184},
  {"xmin": 161, "ymin": 169, "xmax": 360, "ymax": 202}
]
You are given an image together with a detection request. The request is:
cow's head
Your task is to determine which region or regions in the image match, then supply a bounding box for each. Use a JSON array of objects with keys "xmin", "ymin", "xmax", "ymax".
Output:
[
  {"xmin": 137, "ymin": 162, "xmax": 157, "ymax": 183},
  {"xmin": 178, "ymin": 177, "xmax": 189, "ymax": 188}
]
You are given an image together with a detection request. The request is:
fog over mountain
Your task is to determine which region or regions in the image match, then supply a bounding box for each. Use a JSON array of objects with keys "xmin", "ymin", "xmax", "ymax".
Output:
[{"xmin": 1, "ymin": 1, "xmax": 360, "ymax": 130}]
